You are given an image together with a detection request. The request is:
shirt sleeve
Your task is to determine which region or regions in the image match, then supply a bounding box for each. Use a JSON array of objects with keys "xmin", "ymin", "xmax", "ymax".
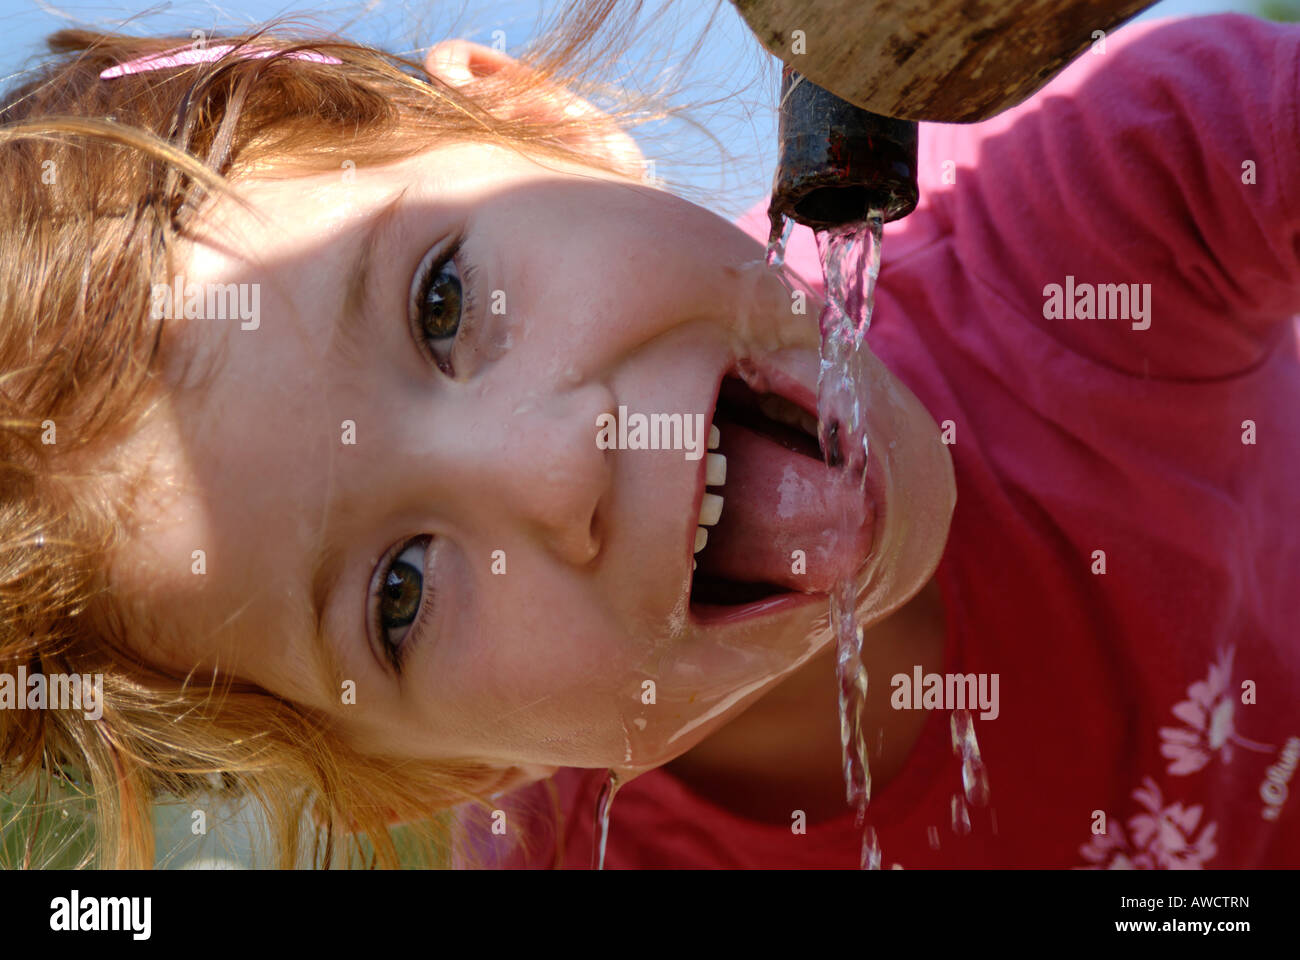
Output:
[{"xmin": 916, "ymin": 13, "xmax": 1300, "ymax": 380}]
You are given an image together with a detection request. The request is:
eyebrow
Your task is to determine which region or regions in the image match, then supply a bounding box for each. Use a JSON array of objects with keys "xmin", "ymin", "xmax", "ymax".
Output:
[
  {"xmin": 334, "ymin": 185, "xmax": 413, "ymax": 365},
  {"xmin": 306, "ymin": 185, "xmax": 414, "ymax": 701}
]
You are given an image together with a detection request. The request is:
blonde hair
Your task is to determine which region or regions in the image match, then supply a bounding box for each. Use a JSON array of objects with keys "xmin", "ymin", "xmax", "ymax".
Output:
[{"xmin": 0, "ymin": 1, "xmax": 701, "ymax": 868}]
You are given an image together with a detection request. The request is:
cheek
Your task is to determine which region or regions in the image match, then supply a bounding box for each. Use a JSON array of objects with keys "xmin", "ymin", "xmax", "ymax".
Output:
[
  {"xmin": 460, "ymin": 584, "xmax": 626, "ymax": 691},
  {"xmin": 426, "ymin": 570, "xmax": 662, "ymax": 762},
  {"xmin": 433, "ymin": 558, "xmax": 616, "ymax": 686}
]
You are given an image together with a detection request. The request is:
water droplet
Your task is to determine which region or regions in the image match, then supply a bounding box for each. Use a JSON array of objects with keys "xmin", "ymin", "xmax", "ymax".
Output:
[
  {"xmin": 950, "ymin": 708, "xmax": 975, "ymax": 753},
  {"xmin": 927, "ymin": 825, "xmax": 941, "ymax": 850},
  {"xmin": 951, "ymin": 793, "xmax": 971, "ymax": 836},
  {"xmin": 765, "ymin": 212, "xmax": 794, "ymax": 269},
  {"xmin": 861, "ymin": 826, "xmax": 882, "ymax": 870},
  {"xmin": 950, "ymin": 708, "xmax": 991, "ymax": 810},
  {"xmin": 962, "ymin": 754, "xmax": 991, "ymax": 808}
]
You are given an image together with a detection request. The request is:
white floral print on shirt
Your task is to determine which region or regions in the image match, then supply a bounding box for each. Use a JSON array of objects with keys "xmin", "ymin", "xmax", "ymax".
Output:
[
  {"xmin": 1079, "ymin": 647, "xmax": 1273, "ymax": 869},
  {"xmin": 1158, "ymin": 646, "xmax": 1273, "ymax": 775},
  {"xmin": 1079, "ymin": 777, "xmax": 1219, "ymax": 869}
]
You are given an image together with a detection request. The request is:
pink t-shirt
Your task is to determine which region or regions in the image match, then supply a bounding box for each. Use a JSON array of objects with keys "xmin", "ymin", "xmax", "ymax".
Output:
[{"xmin": 477, "ymin": 13, "xmax": 1300, "ymax": 868}]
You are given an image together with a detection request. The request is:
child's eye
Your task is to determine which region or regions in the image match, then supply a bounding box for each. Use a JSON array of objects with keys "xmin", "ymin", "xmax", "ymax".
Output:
[
  {"xmin": 410, "ymin": 242, "xmax": 465, "ymax": 375},
  {"xmin": 372, "ymin": 537, "xmax": 431, "ymax": 671}
]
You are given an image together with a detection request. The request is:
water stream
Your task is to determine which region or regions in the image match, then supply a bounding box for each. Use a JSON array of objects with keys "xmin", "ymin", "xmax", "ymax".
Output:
[
  {"xmin": 819, "ymin": 215, "xmax": 885, "ymax": 869},
  {"xmin": 951, "ymin": 708, "xmax": 992, "ymax": 832},
  {"xmin": 769, "ymin": 209, "xmax": 886, "ymax": 869},
  {"xmin": 592, "ymin": 769, "xmax": 621, "ymax": 870}
]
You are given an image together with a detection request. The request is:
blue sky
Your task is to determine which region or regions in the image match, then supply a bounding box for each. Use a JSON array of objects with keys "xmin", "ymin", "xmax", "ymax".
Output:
[{"xmin": 0, "ymin": 0, "xmax": 1261, "ymax": 218}]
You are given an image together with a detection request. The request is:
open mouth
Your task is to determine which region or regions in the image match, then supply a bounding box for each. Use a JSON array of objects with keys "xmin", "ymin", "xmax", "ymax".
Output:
[{"xmin": 688, "ymin": 372, "xmax": 832, "ymax": 619}]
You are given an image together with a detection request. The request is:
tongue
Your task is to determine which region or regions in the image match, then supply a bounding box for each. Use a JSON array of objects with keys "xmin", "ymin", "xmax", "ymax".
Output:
[{"xmin": 697, "ymin": 420, "xmax": 874, "ymax": 593}]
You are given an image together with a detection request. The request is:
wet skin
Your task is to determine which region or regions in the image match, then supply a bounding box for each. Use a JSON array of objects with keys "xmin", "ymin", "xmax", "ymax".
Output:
[{"xmin": 106, "ymin": 42, "xmax": 955, "ymax": 815}]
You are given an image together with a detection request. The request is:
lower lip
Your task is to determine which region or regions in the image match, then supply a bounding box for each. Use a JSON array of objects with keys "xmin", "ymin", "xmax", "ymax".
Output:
[{"xmin": 689, "ymin": 591, "xmax": 823, "ymax": 626}]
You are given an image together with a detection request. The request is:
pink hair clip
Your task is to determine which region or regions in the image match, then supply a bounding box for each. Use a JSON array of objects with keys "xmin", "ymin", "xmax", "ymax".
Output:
[{"xmin": 100, "ymin": 43, "xmax": 341, "ymax": 80}]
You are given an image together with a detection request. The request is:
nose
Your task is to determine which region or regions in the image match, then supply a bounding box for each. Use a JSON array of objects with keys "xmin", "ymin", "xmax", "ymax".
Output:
[{"xmin": 492, "ymin": 381, "xmax": 616, "ymax": 567}]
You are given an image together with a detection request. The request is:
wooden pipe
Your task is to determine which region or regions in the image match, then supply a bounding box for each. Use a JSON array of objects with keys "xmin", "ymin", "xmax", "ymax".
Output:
[{"xmin": 732, "ymin": 0, "xmax": 1156, "ymax": 123}]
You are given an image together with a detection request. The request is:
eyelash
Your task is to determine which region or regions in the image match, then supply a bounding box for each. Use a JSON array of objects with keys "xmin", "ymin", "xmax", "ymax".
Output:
[
  {"xmin": 370, "ymin": 536, "xmax": 440, "ymax": 674},
  {"xmin": 410, "ymin": 236, "xmax": 480, "ymax": 375},
  {"xmin": 373, "ymin": 236, "xmax": 480, "ymax": 671}
]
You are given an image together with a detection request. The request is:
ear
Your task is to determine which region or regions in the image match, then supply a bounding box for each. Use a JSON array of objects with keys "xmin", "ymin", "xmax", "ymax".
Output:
[
  {"xmin": 424, "ymin": 38, "xmax": 498, "ymax": 85},
  {"xmin": 423, "ymin": 39, "xmax": 646, "ymax": 181}
]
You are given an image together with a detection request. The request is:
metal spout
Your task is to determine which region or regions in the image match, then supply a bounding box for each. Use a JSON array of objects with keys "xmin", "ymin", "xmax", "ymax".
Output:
[{"xmin": 770, "ymin": 67, "xmax": 918, "ymax": 231}]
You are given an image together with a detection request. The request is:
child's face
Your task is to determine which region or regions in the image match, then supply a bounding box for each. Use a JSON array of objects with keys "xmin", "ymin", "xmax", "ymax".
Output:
[{"xmin": 111, "ymin": 142, "xmax": 954, "ymax": 782}]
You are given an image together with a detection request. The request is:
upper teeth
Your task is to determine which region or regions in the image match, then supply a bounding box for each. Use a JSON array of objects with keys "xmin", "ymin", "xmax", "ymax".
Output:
[
  {"xmin": 694, "ymin": 423, "xmax": 726, "ymax": 566},
  {"xmin": 705, "ymin": 452, "xmax": 726, "ymax": 486},
  {"xmin": 758, "ymin": 395, "xmax": 819, "ymax": 438},
  {"xmin": 692, "ymin": 396, "xmax": 814, "ymax": 571}
]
